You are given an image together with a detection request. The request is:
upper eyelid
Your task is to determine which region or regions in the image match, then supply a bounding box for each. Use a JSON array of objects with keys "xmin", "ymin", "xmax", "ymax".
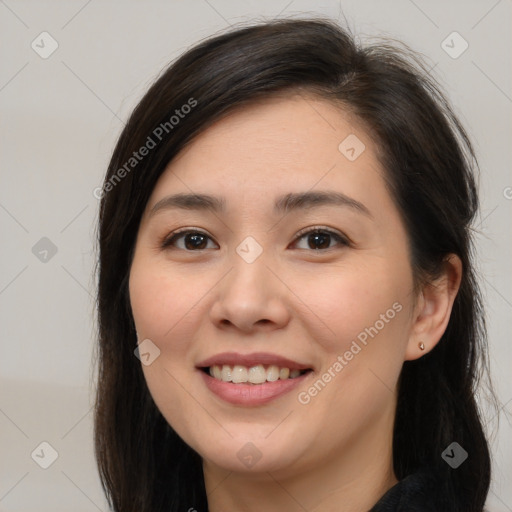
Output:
[
  {"xmin": 290, "ymin": 228, "xmax": 350, "ymax": 249},
  {"xmin": 294, "ymin": 225, "xmax": 346, "ymax": 239},
  {"xmin": 162, "ymin": 227, "xmax": 218, "ymax": 247}
]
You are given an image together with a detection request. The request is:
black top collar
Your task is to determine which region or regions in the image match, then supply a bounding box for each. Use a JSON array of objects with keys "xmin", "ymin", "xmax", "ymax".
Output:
[{"xmin": 369, "ymin": 470, "xmax": 451, "ymax": 511}]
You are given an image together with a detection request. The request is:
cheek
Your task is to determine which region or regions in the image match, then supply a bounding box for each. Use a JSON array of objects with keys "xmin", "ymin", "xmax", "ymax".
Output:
[
  {"xmin": 321, "ymin": 275, "xmax": 411, "ymax": 403},
  {"xmin": 295, "ymin": 271, "xmax": 411, "ymax": 433},
  {"xmin": 294, "ymin": 263, "xmax": 411, "ymax": 356},
  {"xmin": 129, "ymin": 257, "xmax": 206, "ymax": 436},
  {"xmin": 129, "ymin": 256, "xmax": 202, "ymax": 343}
]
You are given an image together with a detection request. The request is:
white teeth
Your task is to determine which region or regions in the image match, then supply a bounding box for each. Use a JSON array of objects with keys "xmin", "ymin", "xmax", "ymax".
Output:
[
  {"xmin": 266, "ymin": 365, "xmax": 279, "ymax": 382},
  {"xmin": 248, "ymin": 364, "xmax": 267, "ymax": 384},
  {"xmin": 221, "ymin": 365, "xmax": 232, "ymax": 382},
  {"xmin": 208, "ymin": 364, "xmax": 307, "ymax": 384},
  {"xmin": 212, "ymin": 365, "xmax": 222, "ymax": 379},
  {"xmin": 232, "ymin": 365, "xmax": 248, "ymax": 383}
]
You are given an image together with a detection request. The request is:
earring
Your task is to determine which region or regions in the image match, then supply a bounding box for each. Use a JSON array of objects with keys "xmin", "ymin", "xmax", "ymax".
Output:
[{"xmin": 419, "ymin": 341, "xmax": 425, "ymax": 351}]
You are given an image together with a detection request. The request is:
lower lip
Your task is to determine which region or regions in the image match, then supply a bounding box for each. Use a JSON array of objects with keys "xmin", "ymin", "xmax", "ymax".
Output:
[{"xmin": 199, "ymin": 370, "xmax": 310, "ymax": 406}]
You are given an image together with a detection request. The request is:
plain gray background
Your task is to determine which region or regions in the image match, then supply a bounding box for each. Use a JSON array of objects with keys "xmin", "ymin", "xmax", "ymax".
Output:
[{"xmin": 1, "ymin": 1, "xmax": 510, "ymax": 510}]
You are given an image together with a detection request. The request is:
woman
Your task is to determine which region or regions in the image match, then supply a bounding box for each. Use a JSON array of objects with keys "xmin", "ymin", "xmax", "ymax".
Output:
[{"xmin": 94, "ymin": 18, "xmax": 493, "ymax": 511}]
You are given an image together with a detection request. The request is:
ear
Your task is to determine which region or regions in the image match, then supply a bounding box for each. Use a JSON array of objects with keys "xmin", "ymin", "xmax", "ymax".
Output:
[{"xmin": 405, "ymin": 254, "xmax": 462, "ymax": 361}]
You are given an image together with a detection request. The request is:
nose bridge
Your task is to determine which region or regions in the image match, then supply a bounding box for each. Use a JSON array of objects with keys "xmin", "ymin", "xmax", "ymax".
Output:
[
  {"xmin": 225, "ymin": 244, "xmax": 274, "ymax": 304},
  {"xmin": 210, "ymin": 240, "xmax": 289, "ymax": 331}
]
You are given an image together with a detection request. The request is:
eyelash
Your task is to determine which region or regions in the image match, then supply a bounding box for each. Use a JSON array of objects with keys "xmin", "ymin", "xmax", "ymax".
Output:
[{"xmin": 160, "ymin": 226, "xmax": 350, "ymax": 252}]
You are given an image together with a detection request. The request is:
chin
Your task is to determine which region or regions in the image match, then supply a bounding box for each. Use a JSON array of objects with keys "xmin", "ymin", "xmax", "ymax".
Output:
[
  {"xmin": 201, "ymin": 441, "xmax": 300, "ymax": 474},
  {"xmin": 184, "ymin": 425, "xmax": 311, "ymax": 475}
]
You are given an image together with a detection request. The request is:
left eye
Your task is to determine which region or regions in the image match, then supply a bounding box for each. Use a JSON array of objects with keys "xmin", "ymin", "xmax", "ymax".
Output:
[{"xmin": 292, "ymin": 228, "xmax": 349, "ymax": 250}]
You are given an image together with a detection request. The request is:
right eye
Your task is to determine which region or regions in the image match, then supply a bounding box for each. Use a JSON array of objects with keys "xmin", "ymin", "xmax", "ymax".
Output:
[{"xmin": 160, "ymin": 229, "xmax": 219, "ymax": 251}]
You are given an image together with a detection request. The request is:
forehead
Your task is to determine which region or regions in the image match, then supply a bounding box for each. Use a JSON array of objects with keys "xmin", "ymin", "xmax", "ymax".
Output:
[
  {"xmin": 174, "ymin": 94, "xmax": 372, "ymax": 166},
  {"xmin": 146, "ymin": 95, "xmax": 388, "ymax": 213}
]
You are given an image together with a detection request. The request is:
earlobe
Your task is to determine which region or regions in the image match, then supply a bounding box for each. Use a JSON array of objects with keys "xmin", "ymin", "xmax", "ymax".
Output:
[{"xmin": 405, "ymin": 254, "xmax": 463, "ymax": 361}]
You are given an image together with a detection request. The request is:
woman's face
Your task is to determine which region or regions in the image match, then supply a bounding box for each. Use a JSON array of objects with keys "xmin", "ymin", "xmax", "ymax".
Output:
[{"xmin": 129, "ymin": 95, "xmax": 417, "ymax": 478}]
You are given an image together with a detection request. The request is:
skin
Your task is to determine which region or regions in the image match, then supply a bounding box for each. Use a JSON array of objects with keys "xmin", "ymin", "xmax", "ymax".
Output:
[{"xmin": 128, "ymin": 94, "xmax": 461, "ymax": 512}]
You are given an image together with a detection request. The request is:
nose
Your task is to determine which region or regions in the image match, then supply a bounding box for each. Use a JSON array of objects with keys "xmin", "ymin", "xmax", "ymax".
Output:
[{"xmin": 209, "ymin": 255, "xmax": 291, "ymax": 333}]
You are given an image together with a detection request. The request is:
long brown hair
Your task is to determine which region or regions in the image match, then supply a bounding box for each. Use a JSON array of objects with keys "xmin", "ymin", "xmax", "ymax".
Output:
[{"xmin": 94, "ymin": 18, "xmax": 493, "ymax": 511}]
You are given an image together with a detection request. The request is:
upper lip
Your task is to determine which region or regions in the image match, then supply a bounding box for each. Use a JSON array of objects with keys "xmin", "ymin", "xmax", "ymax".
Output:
[{"xmin": 196, "ymin": 352, "xmax": 313, "ymax": 371}]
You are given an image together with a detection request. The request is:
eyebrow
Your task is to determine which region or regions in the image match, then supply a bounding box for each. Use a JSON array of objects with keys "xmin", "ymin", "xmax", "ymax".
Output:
[{"xmin": 149, "ymin": 191, "xmax": 372, "ymax": 218}]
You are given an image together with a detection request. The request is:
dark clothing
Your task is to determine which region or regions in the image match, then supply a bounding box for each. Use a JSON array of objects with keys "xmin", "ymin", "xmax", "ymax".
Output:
[{"xmin": 370, "ymin": 470, "xmax": 451, "ymax": 511}]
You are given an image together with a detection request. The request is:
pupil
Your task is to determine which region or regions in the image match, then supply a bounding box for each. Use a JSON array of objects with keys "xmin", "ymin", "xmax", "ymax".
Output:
[
  {"xmin": 309, "ymin": 232, "xmax": 330, "ymax": 250},
  {"xmin": 185, "ymin": 233, "xmax": 207, "ymax": 250}
]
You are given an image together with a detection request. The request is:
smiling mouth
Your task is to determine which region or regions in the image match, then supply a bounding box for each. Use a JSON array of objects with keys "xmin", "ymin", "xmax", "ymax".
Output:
[{"xmin": 200, "ymin": 364, "xmax": 312, "ymax": 385}]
